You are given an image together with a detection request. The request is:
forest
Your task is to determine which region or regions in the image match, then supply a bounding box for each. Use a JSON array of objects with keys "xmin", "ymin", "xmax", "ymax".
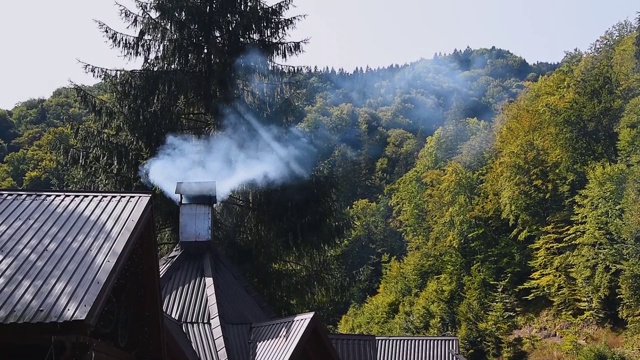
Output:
[{"xmin": 1, "ymin": 1, "xmax": 640, "ymax": 359}]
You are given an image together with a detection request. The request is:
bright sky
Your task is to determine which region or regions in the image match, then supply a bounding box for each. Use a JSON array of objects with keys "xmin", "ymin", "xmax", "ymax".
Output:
[{"xmin": 0, "ymin": 0, "xmax": 637, "ymax": 109}]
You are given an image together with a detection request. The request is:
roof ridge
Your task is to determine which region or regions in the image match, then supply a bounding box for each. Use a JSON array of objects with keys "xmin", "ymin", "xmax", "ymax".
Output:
[
  {"xmin": 330, "ymin": 333, "xmax": 459, "ymax": 340},
  {"xmin": 202, "ymin": 251, "xmax": 228, "ymax": 360},
  {"xmin": 250, "ymin": 312, "xmax": 316, "ymax": 328},
  {"xmin": 0, "ymin": 190, "xmax": 153, "ymax": 197}
]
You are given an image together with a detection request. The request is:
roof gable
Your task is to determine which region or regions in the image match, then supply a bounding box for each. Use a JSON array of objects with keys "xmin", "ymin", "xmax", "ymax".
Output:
[
  {"xmin": 251, "ymin": 313, "xmax": 314, "ymax": 360},
  {"xmin": 251, "ymin": 312, "xmax": 340, "ymax": 360},
  {"xmin": 0, "ymin": 191, "xmax": 151, "ymax": 326}
]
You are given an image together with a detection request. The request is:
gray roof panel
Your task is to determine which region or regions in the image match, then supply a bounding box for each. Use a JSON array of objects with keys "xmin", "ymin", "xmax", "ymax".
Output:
[
  {"xmin": 250, "ymin": 312, "xmax": 314, "ymax": 360},
  {"xmin": 329, "ymin": 334, "xmax": 377, "ymax": 360},
  {"xmin": 223, "ymin": 323, "xmax": 251, "ymax": 360},
  {"xmin": 0, "ymin": 192, "xmax": 151, "ymax": 325},
  {"xmin": 183, "ymin": 322, "xmax": 220, "ymax": 360},
  {"xmin": 330, "ymin": 334, "xmax": 460, "ymax": 360},
  {"xmin": 376, "ymin": 336, "xmax": 459, "ymax": 360},
  {"xmin": 164, "ymin": 314, "xmax": 200, "ymax": 360},
  {"xmin": 160, "ymin": 246, "xmax": 276, "ymax": 360},
  {"xmin": 162, "ymin": 252, "xmax": 209, "ymax": 323},
  {"xmin": 212, "ymin": 253, "xmax": 273, "ymax": 323}
]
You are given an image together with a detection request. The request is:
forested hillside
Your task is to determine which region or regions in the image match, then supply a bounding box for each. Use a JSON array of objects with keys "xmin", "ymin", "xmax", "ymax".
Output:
[
  {"xmin": 1, "ymin": 4, "xmax": 639, "ymax": 358},
  {"xmin": 338, "ymin": 20, "xmax": 640, "ymax": 359}
]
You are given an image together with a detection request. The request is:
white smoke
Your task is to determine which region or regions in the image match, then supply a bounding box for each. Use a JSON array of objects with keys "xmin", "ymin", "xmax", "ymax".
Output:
[{"xmin": 140, "ymin": 106, "xmax": 316, "ymax": 202}]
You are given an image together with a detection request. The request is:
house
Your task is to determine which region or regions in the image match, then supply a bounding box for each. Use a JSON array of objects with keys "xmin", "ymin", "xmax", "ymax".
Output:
[
  {"xmin": 0, "ymin": 186, "xmax": 462, "ymax": 360},
  {"xmin": 160, "ymin": 182, "xmax": 340, "ymax": 360},
  {"xmin": 0, "ymin": 191, "xmax": 166, "ymax": 360}
]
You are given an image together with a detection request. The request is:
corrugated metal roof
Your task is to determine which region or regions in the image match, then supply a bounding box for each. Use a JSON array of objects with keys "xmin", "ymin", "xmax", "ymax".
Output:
[
  {"xmin": 162, "ymin": 252, "xmax": 209, "ymax": 323},
  {"xmin": 164, "ymin": 313, "xmax": 200, "ymax": 360},
  {"xmin": 183, "ymin": 322, "xmax": 220, "ymax": 360},
  {"xmin": 213, "ymin": 253, "xmax": 273, "ymax": 324},
  {"xmin": 203, "ymin": 251, "xmax": 228, "ymax": 360},
  {"xmin": 159, "ymin": 246, "xmax": 182, "ymax": 278},
  {"xmin": 377, "ymin": 336, "xmax": 459, "ymax": 360},
  {"xmin": 0, "ymin": 191, "xmax": 150, "ymax": 325},
  {"xmin": 223, "ymin": 323, "xmax": 251, "ymax": 360},
  {"xmin": 330, "ymin": 334, "xmax": 460, "ymax": 360},
  {"xmin": 250, "ymin": 312, "xmax": 314, "ymax": 360},
  {"xmin": 160, "ymin": 245, "xmax": 275, "ymax": 360},
  {"xmin": 329, "ymin": 334, "xmax": 377, "ymax": 360}
]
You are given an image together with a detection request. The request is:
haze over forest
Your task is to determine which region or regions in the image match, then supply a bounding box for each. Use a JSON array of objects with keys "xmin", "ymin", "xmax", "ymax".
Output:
[{"xmin": 1, "ymin": 1, "xmax": 640, "ymax": 359}]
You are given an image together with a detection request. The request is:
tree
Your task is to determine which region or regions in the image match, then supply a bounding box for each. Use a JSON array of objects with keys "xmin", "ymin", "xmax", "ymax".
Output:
[
  {"xmin": 71, "ymin": 0, "xmax": 308, "ymax": 190},
  {"xmin": 634, "ymin": 12, "xmax": 640, "ymax": 71},
  {"xmin": 82, "ymin": 0, "xmax": 306, "ymax": 131},
  {"xmin": 338, "ymin": 198, "xmax": 404, "ymax": 306},
  {"xmin": 0, "ymin": 110, "xmax": 16, "ymax": 146}
]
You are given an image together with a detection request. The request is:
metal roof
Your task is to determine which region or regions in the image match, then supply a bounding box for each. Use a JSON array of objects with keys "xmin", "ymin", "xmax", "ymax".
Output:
[
  {"xmin": 213, "ymin": 253, "xmax": 273, "ymax": 323},
  {"xmin": 162, "ymin": 252, "xmax": 209, "ymax": 323},
  {"xmin": 250, "ymin": 312, "xmax": 314, "ymax": 360},
  {"xmin": 377, "ymin": 337, "xmax": 459, "ymax": 360},
  {"xmin": 161, "ymin": 251, "xmax": 220, "ymax": 360},
  {"xmin": 223, "ymin": 323, "xmax": 251, "ymax": 360},
  {"xmin": 0, "ymin": 191, "xmax": 151, "ymax": 325},
  {"xmin": 329, "ymin": 334, "xmax": 377, "ymax": 360},
  {"xmin": 330, "ymin": 334, "xmax": 460, "ymax": 360},
  {"xmin": 164, "ymin": 313, "xmax": 200, "ymax": 360},
  {"xmin": 183, "ymin": 322, "xmax": 220, "ymax": 360},
  {"xmin": 159, "ymin": 245, "xmax": 275, "ymax": 360}
]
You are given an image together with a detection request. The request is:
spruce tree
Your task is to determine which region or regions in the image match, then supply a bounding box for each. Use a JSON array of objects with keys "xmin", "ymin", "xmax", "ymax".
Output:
[
  {"xmin": 71, "ymin": 0, "xmax": 307, "ymax": 189},
  {"xmin": 79, "ymin": 0, "xmax": 306, "ymax": 141}
]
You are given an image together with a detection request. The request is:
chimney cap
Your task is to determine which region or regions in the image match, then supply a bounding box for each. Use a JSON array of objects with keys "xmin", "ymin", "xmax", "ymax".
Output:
[
  {"xmin": 175, "ymin": 181, "xmax": 217, "ymax": 196},
  {"xmin": 175, "ymin": 181, "xmax": 217, "ymax": 205}
]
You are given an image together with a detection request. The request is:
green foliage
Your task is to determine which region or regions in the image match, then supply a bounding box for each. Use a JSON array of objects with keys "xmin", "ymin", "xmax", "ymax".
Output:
[
  {"xmin": 0, "ymin": 139, "xmax": 7, "ymax": 161},
  {"xmin": 0, "ymin": 109, "xmax": 17, "ymax": 146},
  {"xmin": 2, "ymin": 127, "xmax": 73, "ymax": 189},
  {"xmin": 617, "ymin": 96, "xmax": 640, "ymax": 164},
  {"xmin": 338, "ymin": 20, "xmax": 640, "ymax": 360},
  {"xmin": 0, "ymin": 163, "xmax": 17, "ymax": 188},
  {"xmin": 339, "ymin": 198, "xmax": 404, "ymax": 306},
  {"xmin": 576, "ymin": 344, "xmax": 629, "ymax": 360}
]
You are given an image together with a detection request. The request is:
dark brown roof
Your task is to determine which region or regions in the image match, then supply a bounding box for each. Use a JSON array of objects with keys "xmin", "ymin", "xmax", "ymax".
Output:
[
  {"xmin": 329, "ymin": 334, "xmax": 460, "ymax": 360},
  {"xmin": 0, "ymin": 191, "xmax": 151, "ymax": 326}
]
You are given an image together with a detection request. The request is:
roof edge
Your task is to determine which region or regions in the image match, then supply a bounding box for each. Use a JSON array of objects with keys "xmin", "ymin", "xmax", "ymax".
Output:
[
  {"xmin": 0, "ymin": 189, "xmax": 153, "ymax": 196},
  {"xmin": 250, "ymin": 312, "xmax": 315, "ymax": 328},
  {"xmin": 290, "ymin": 313, "xmax": 341, "ymax": 360},
  {"xmin": 85, "ymin": 198, "xmax": 154, "ymax": 326},
  {"xmin": 330, "ymin": 333, "xmax": 459, "ymax": 340}
]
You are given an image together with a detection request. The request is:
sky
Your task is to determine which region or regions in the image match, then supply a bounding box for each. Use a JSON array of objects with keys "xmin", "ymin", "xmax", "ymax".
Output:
[{"xmin": 0, "ymin": 0, "xmax": 637, "ymax": 109}]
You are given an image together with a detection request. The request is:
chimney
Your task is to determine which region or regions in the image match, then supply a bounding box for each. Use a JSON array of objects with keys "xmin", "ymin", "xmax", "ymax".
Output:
[{"xmin": 175, "ymin": 181, "xmax": 217, "ymax": 247}]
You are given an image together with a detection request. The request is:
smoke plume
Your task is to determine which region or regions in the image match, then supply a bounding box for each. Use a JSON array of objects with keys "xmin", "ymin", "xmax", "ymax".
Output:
[
  {"xmin": 140, "ymin": 48, "xmax": 550, "ymax": 202},
  {"xmin": 140, "ymin": 106, "xmax": 316, "ymax": 202}
]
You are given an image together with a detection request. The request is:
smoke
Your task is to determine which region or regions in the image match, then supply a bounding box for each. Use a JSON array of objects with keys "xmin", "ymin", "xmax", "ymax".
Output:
[
  {"xmin": 140, "ymin": 47, "xmax": 551, "ymax": 202},
  {"xmin": 140, "ymin": 105, "xmax": 316, "ymax": 202}
]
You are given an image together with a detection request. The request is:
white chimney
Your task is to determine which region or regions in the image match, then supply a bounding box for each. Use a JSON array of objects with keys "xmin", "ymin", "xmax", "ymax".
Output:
[{"xmin": 175, "ymin": 181, "xmax": 217, "ymax": 244}]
